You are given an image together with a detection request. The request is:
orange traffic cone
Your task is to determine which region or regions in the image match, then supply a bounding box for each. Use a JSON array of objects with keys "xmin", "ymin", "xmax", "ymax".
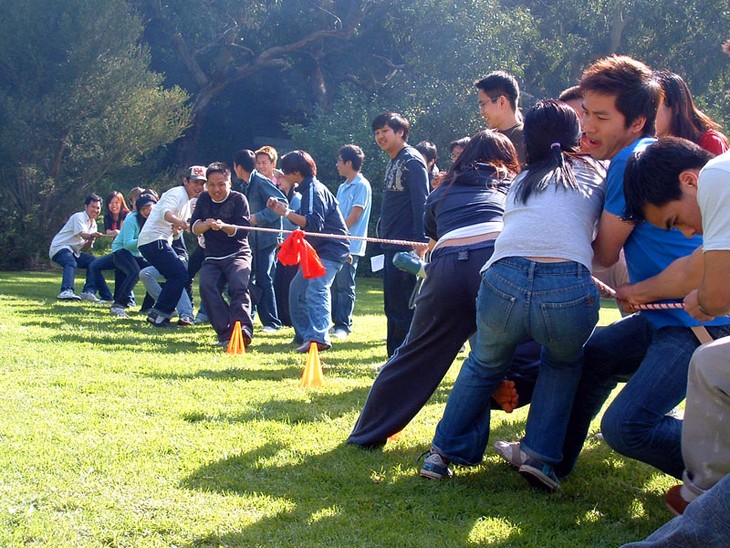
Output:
[
  {"xmin": 226, "ymin": 321, "xmax": 246, "ymax": 354},
  {"xmin": 300, "ymin": 342, "xmax": 324, "ymax": 387},
  {"xmin": 387, "ymin": 430, "xmax": 403, "ymax": 442}
]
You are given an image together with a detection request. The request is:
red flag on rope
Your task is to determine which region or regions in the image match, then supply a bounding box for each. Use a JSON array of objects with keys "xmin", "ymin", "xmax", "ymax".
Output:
[{"xmin": 278, "ymin": 230, "xmax": 326, "ymax": 278}]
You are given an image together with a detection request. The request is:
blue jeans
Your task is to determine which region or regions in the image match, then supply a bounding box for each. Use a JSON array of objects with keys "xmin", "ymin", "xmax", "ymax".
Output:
[
  {"xmin": 85, "ymin": 254, "xmax": 116, "ymax": 300},
  {"xmin": 621, "ymin": 473, "xmax": 730, "ymax": 547},
  {"xmin": 52, "ymin": 249, "xmax": 105, "ymax": 295},
  {"xmin": 289, "ymin": 258, "xmax": 342, "ymax": 345},
  {"xmin": 139, "ymin": 240, "xmax": 190, "ymax": 318},
  {"xmin": 558, "ymin": 313, "xmax": 730, "ymax": 479},
  {"xmin": 139, "ymin": 265, "xmax": 193, "ymax": 318},
  {"xmin": 251, "ymin": 244, "xmax": 281, "ymax": 329},
  {"xmin": 112, "ymin": 249, "xmax": 147, "ymax": 307},
  {"xmin": 331, "ymin": 255, "xmax": 359, "ymax": 332},
  {"xmin": 432, "ymin": 257, "xmax": 599, "ymax": 466}
]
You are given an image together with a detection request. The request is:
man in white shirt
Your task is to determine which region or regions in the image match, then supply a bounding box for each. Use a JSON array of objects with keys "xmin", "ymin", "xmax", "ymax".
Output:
[
  {"xmin": 49, "ymin": 194, "xmax": 106, "ymax": 300},
  {"xmin": 137, "ymin": 166, "xmax": 205, "ymax": 328}
]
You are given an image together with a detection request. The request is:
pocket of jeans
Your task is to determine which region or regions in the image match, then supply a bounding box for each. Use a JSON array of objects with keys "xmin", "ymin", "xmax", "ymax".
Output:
[
  {"xmin": 480, "ymin": 275, "xmax": 518, "ymax": 333},
  {"xmin": 540, "ymin": 291, "xmax": 599, "ymax": 343}
]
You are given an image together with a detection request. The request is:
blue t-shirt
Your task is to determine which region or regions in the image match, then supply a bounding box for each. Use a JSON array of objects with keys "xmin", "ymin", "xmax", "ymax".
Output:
[
  {"xmin": 606, "ymin": 137, "xmax": 730, "ymax": 328},
  {"xmin": 336, "ymin": 173, "xmax": 372, "ymax": 256}
]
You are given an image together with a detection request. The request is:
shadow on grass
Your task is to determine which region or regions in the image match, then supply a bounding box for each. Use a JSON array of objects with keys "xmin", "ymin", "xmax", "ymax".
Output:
[{"xmin": 181, "ymin": 437, "xmax": 672, "ymax": 546}]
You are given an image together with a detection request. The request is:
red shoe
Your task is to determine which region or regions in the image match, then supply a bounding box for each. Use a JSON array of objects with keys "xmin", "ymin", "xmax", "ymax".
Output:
[{"xmin": 665, "ymin": 485, "xmax": 690, "ymax": 516}]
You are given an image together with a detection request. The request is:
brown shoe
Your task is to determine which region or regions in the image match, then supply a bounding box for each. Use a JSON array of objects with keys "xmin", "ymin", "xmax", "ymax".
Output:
[{"xmin": 665, "ymin": 485, "xmax": 690, "ymax": 516}]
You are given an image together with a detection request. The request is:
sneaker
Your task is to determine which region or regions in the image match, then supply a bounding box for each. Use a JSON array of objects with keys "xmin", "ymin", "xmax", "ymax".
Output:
[
  {"xmin": 110, "ymin": 305, "xmax": 129, "ymax": 318},
  {"xmin": 177, "ymin": 316, "xmax": 194, "ymax": 326},
  {"xmin": 99, "ymin": 299, "xmax": 113, "ymax": 306},
  {"xmin": 261, "ymin": 325, "xmax": 279, "ymax": 334},
  {"xmin": 79, "ymin": 291, "xmax": 100, "ymax": 303},
  {"xmin": 193, "ymin": 313, "xmax": 209, "ymax": 325},
  {"xmin": 519, "ymin": 458, "xmax": 560, "ymax": 492},
  {"xmin": 57, "ymin": 289, "xmax": 81, "ymax": 300},
  {"xmin": 665, "ymin": 485, "xmax": 690, "ymax": 516},
  {"xmin": 494, "ymin": 440, "xmax": 526, "ymax": 468},
  {"xmin": 330, "ymin": 328, "xmax": 349, "ymax": 340},
  {"xmin": 418, "ymin": 450, "xmax": 453, "ymax": 480},
  {"xmin": 295, "ymin": 341, "xmax": 331, "ymax": 353},
  {"xmin": 146, "ymin": 313, "xmax": 176, "ymax": 329},
  {"xmin": 215, "ymin": 339, "xmax": 230, "ymax": 348}
]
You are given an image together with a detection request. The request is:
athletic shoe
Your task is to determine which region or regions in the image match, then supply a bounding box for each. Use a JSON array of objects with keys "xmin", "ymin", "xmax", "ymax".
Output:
[
  {"xmin": 418, "ymin": 450, "xmax": 452, "ymax": 480},
  {"xmin": 330, "ymin": 328, "xmax": 349, "ymax": 340},
  {"xmin": 57, "ymin": 290, "xmax": 81, "ymax": 300},
  {"xmin": 110, "ymin": 305, "xmax": 129, "ymax": 318},
  {"xmin": 79, "ymin": 291, "xmax": 100, "ymax": 303},
  {"xmin": 665, "ymin": 485, "xmax": 690, "ymax": 516},
  {"xmin": 177, "ymin": 316, "xmax": 194, "ymax": 326},
  {"xmin": 146, "ymin": 312, "xmax": 176, "ymax": 329},
  {"xmin": 295, "ymin": 341, "xmax": 331, "ymax": 353},
  {"xmin": 99, "ymin": 299, "xmax": 113, "ymax": 306},
  {"xmin": 519, "ymin": 458, "xmax": 560, "ymax": 491},
  {"xmin": 261, "ymin": 325, "xmax": 279, "ymax": 334},
  {"xmin": 493, "ymin": 440, "xmax": 526, "ymax": 468}
]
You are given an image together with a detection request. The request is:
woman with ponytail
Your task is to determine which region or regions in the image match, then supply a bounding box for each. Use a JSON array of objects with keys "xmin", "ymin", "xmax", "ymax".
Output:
[{"xmin": 420, "ymin": 100, "xmax": 606, "ymax": 492}]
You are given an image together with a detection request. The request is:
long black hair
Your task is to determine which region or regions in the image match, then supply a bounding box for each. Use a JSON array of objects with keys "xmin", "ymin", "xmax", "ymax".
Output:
[
  {"xmin": 513, "ymin": 99, "xmax": 581, "ymax": 204},
  {"xmin": 441, "ymin": 129, "xmax": 520, "ymax": 187}
]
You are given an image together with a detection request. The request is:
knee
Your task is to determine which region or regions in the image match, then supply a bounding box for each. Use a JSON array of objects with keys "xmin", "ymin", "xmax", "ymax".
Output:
[{"xmin": 600, "ymin": 404, "xmax": 645, "ymax": 457}]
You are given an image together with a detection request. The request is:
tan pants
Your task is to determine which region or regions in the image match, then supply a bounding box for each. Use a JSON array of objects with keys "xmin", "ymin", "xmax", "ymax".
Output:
[{"xmin": 681, "ymin": 335, "xmax": 730, "ymax": 501}]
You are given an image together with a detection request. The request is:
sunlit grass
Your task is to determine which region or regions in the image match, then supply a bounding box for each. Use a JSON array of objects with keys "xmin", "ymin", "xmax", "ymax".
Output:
[{"xmin": 0, "ymin": 271, "xmax": 675, "ymax": 546}]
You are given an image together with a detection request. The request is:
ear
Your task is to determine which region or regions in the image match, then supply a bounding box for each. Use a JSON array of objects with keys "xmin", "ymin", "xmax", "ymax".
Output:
[
  {"xmin": 678, "ymin": 169, "xmax": 699, "ymax": 193},
  {"xmin": 628, "ymin": 115, "xmax": 647, "ymax": 135}
]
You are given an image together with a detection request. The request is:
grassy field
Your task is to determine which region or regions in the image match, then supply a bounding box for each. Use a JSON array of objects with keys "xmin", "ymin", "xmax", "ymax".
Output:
[{"xmin": 0, "ymin": 271, "xmax": 677, "ymax": 547}]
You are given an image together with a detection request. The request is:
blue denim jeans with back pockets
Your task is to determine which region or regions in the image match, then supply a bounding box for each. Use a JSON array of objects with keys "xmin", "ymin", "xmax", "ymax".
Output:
[
  {"xmin": 331, "ymin": 255, "xmax": 359, "ymax": 333},
  {"xmin": 432, "ymin": 257, "xmax": 599, "ymax": 466}
]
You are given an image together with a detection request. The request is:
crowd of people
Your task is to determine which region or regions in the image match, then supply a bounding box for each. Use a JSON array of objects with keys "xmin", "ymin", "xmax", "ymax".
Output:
[{"xmin": 48, "ymin": 49, "xmax": 730, "ymax": 544}]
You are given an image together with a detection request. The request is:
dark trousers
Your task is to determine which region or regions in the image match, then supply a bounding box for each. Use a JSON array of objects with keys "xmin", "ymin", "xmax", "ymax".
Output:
[
  {"xmin": 348, "ymin": 242, "xmax": 540, "ymax": 448},
  {"xmin": 199, "ymin": 255, "xmax": 253, "ymax": 343},
  {"xmin": 112, "ymin": 249, "xmax": 148, "ymax": 307},
  {"xmin": 251, "ymin": 244, "xmax": 281, "ymax": 329},
  {"xmin": 273, "ymin": 261, "xmax": 298, "ymax": 327},
  {"xmin": 139, "ymin": 240, "xmax": 190, "ymax": 318},
  {"xmin": 383, "ymin": 249, "xmax": 417, "ymax": 357}
]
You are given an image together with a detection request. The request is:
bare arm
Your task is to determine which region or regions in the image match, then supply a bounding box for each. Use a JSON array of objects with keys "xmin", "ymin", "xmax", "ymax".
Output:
[
  {"xmin": 344, "ymin": 205, "xmax": 364, "ymax": 228},
  {"xmin": 593, "ymin": 210, "xmax": 634, "ymax": 267}
]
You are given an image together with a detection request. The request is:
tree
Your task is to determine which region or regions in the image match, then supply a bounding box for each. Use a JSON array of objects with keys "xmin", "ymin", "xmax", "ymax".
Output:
[{"xmin": 0, "ymin": 0, "xmax": 189, "ymax": 267}]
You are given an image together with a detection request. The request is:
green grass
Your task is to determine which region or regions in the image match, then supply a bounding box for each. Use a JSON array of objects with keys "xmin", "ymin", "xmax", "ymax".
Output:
[{"xmin": 0, "ymin": 272, "xmax": 675, "ymax": 547}]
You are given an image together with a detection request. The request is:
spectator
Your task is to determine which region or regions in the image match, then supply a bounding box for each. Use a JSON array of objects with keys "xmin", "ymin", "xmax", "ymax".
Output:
[
  {"xmin": 330, "ymin": 144, "xmax": 372, "ymax": 339},
  {"xmin": 474, "ymin": 71, "xmax": 525, "ymax": 163},
  {"xmin": 272, "ymin": 170, "xmax": 302, "ymax": 327}
]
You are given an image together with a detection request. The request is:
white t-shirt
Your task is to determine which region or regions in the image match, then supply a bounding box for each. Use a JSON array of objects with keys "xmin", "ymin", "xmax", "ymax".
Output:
[
  {"xmin": 698, "ymin": 151, "xmax": 730, "ymax": 252},
  {"xmin": 137, "ymin": 186, "xmax": 192, "ymax": 247},
  {"xmin": 49, "ymin": 211, "xmax": 97, "ymax": 259}
]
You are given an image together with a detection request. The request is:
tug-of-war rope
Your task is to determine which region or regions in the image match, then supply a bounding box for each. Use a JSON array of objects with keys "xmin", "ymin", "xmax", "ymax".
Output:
[{"xmin": 243, "ymin": 225, "xmax": 695, "ymax": 312}]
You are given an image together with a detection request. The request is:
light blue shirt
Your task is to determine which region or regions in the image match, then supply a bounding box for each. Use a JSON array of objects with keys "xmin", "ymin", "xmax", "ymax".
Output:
[{"xmin": 336, "ymin": 173, "xmax": 372, "ymax": 256}]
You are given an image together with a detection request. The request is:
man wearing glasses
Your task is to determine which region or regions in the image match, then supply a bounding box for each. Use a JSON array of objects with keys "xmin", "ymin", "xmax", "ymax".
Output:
[{"xmin": 474, "ymin": 71, "xmax": 525, "ymax": 164}]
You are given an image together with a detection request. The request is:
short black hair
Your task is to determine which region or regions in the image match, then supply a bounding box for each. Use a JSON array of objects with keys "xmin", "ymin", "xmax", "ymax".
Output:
[
  {"xmin": 474, "ymin": 71, "xmax": 520, "ymax": 112},
  {"xmin": 371, "ymin": 112, "xmax": 411, "ymax": 141},
  {"xmin": 449, "ymin": 137, "xmax": 470, "ymax": 153},
  {"xmin": 85, "ymin": 194, "xmax": 102, "ymax": 206},
  {"xmin": 280, "ymin": 150, "xmax": 317, "ymax": 178},
  {"xmin": 233, "ymin": 149, "xmax": 256, "ymax": 173},
  {"xmin": 206, "ymin": 161, "xmax": 231, "ymax": 179},
  {"xmin": 339, "ymin": 144, "xmax": 365, "ymax": 171},
  {"xmin": 558, "ymin": 85, "xmax": 582, "ymax": 103},
  {"xmin": 414, "ymin": 141, "xmax": 438, "ymax": 164},
  {"xmin": 623, "ymin": 137, "xmax": 714, "ymax": 222}
]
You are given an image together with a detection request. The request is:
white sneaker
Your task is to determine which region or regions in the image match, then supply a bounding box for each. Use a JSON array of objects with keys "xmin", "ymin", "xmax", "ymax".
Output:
[
  {"xmin": 261, "ymin": 325, "xmax": 279, "ymax": 334},
  {"xmin": 57, "ymin": 289, "xmax": 81, "ymax": 300},
  {"xmin": 493, "ymin": 440, "xmax": 527, "ymax": 468},
  {"xmin": 80, "ymin": 291, "xmax": 100, "ymax": 303},
  {"xmin": 331, "ymin": 328, "xmax": 349, "ymax": 340},
  {"xmin": 110, "ymin": 305, "xmax": 129, "ymax": 318}
]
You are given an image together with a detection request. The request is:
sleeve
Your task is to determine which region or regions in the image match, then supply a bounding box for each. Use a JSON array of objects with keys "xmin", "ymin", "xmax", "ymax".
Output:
[
  {"xmin": 70, "ymin": 213, "xmax": 88, "ymax": 236},
  {"xmin": 603, "ymin": 157, "xmax": 628, "ymax": 218},
  {"xmin": 351, "ymin": 180, "xmax": 371, "ymax": 209},
  {"xmin": 190, "ymin": 193, "xmax": 207, "ymax": 226},
  {"xmin": 302, "ymin": 187, "xmax": 327, "ymax": 233},
  {"xmin": 699, "ymin": 131, "xmax": 729, "ymax": 156},
  {"xmin": 423, "ymin": 192, "xmax": 439, "ymax": 241},
  {"xmin": 158, "ymin": 187, "xmax": 184, "ymax": 218},
  {"xmin": 699, "ymin": 168, "xmax": 730, "ymax": 251},
  {"xmin": 119, "ymin": 216, "xmax": 140, "ymax": 251},
  {"xmin": 253, "ymin": 178, "xmax": 286, "ymax": 224},
  {"xmin": 404, "ymin": 157, "xmax": 430, "ymax": 241}
]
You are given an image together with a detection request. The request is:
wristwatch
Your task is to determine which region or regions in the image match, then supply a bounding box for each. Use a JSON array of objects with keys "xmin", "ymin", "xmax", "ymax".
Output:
[{"xmin": 284, "ymin": 208, "xmax": 292, "ymax": 218}]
